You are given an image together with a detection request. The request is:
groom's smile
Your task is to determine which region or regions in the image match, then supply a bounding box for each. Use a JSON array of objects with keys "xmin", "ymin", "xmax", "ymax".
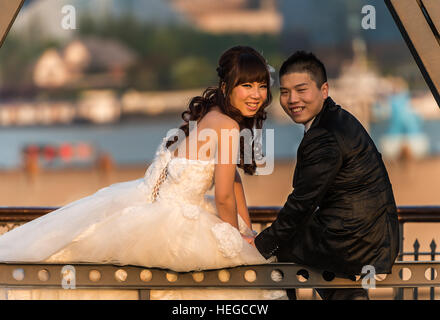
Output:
[
  {"xmin": 279, "ymin": 72, "xmax": 328, "ymax": 124},
  {"xmin": 290, "ymin": 106, "xmax": 306, "ymax": 115}
]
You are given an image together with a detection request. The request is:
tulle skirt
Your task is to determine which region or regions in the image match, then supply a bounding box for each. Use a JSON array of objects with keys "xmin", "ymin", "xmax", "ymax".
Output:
[{"xmin": 0, "ymin": 179, "xmax": 286, "ymax": 300}]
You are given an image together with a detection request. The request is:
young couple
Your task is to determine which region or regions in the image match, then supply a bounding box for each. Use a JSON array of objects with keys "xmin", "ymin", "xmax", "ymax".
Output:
[{"xmin": 0, "ymin": 46, "xmax": 399, "ymax": 300}]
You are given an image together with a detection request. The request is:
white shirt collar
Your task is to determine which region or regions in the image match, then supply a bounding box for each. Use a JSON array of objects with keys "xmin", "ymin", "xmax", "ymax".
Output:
[{"xmin": 304, "ymin": 117, "xmax": 315, "ymax": 133}]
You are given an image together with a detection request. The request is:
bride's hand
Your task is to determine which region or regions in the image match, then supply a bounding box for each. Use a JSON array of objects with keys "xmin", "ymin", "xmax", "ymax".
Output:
[{"xmin": 242, "ymin": 234, "xmax": 256, "ymax": 247}]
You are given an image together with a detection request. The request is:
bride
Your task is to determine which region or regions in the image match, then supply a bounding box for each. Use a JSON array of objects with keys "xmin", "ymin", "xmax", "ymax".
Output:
[{"xmin": 0, "ymin": 46, "xmax": 286, "ymax": 300}]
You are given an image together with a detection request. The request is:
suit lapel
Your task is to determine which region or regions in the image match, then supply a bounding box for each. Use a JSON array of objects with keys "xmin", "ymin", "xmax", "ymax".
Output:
[
  {"xmin": 292, "ymin": 97, "xmax": 335, "ymax": 188},
  {"xmin": 308, "ymin": 97, "xmax": 334, "ymax": 132}
]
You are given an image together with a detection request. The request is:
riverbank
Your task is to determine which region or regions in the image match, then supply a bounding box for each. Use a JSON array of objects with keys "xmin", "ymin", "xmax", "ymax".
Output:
[{"xmin": 1, "ymin": 157, "xmax": 439, "ymax": 207}]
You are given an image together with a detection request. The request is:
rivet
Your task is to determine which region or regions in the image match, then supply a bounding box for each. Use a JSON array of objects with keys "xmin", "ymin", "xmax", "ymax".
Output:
[
  {"xmin": 140, "ymin": 270, "xmax": 153, "ymax": 282},
  {"xmin": 218, "ymin": 270, "xmax": 230, "ymax": 282},
  {"xmin": 192, "ymin": 272, "xmax": 204, "ymax": 283},
  {"xmin": 12, "ymin": 268, "xmax": 25, "ymax": 281},
  {"xmin": 89, "ymin": 270, "xmax": 101, "ymax": 282},
  {"xmin": 115, "ymin": 269, "xmax": 128, "ymax": 282},
  {"xmin": 166, "ymin": 272, "xmax": 178, "ymax": 282},
  {"xmin": 38, "ymin": 269, "xmax": 50, "ymax": 282},
  {"xmin": 244, "ymin": 270, "xmax": 257, "ymax": 282}
]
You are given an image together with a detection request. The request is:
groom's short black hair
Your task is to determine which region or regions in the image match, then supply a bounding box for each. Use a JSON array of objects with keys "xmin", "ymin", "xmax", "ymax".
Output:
[{"xmin": 279, "ymin": 51, "xmax": 327, "ymax": 88}]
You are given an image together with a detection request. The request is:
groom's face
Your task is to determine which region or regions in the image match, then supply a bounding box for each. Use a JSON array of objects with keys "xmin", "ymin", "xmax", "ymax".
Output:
[{"xmin": 279, "ymin": 72, "xmax": 328, "ymax": 124}]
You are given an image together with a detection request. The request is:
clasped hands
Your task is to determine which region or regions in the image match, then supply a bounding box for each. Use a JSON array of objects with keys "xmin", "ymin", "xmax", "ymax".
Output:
[{"xmin": 241, "ymin": 234, "xmax": 256, "ymax": 247}]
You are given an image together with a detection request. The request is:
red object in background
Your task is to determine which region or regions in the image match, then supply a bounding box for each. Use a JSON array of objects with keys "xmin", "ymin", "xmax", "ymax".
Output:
[
  {"xmin": 25, "ymin": 145, "xmax": 39, "ymax": 157},
  {"xmin": 43, "ymin": 145, "xmax": 57, "ymax": 162},
  {"xmin": 23, "ymin": 142, "xmax": 95, "ymax": 166},
  {"xmin": 76, "ymin": 142, "xmax": 93, "ymax": 160},
  {"xmin": 59, "ymin": 143, "xmax": 73, "ymax": 162}
]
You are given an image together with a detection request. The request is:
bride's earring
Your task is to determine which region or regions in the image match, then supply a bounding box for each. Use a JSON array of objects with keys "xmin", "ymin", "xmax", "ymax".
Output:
[{"xmin": 220, "ymin": 82, "xmax": 226, "ymax": 97}]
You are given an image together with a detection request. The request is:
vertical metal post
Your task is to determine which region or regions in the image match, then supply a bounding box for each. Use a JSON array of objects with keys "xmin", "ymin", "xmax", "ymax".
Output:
[
  {"xmin": 395, "ymin": 222, "xmax": 405, "ymax": 300},
  {"xmin": 430, "ymin": 239, "xmax": 437, "ymax": 300},
  {"xmin": 413, "ymin": 239, "xmax": 420, "ymax": 300},
  {"xmin": 138, "ymin": 289, "xmax": 150, "ymax": 300}
]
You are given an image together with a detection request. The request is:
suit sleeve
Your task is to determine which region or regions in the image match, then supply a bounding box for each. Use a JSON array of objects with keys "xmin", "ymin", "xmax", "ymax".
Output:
[{"xmin": 255, "ymin": 129, "xmax": 343, "ymax": 259}]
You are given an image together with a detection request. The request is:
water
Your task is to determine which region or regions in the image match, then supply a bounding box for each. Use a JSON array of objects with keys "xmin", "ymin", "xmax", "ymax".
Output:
[{"xmin": 0, "ymin": 118, "xmax": 439, "ymax": 169}]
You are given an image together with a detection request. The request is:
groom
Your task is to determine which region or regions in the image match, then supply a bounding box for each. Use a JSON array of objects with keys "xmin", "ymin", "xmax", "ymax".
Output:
[{"xmin": 254, "ymin": 51, "xmax": 400, "ymax": 300}]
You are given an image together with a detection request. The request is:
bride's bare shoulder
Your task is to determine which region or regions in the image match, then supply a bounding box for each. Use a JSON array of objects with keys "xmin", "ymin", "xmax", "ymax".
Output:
[{"xmin": 202, "ymin": 108, "xmax": 239, "ymax": 131}]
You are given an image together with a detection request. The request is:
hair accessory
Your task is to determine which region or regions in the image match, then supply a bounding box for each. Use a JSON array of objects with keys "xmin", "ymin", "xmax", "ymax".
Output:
[{"xmin": 267, "ymin": 64, "xmax": 275, "ymax": 87}]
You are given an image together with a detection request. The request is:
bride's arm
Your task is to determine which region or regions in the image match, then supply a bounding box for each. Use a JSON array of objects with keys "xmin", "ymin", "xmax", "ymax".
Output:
[
  {"xmin": 213, "ymin": 118, "xmax": 240, "ymax": 229},
  {"xmin": 234, "ymin": 170, "xmax": 252, "ymax": 230}
]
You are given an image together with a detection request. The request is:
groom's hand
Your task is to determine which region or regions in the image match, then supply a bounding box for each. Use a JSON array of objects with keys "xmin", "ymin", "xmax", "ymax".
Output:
[{"xmin": 254, "ymin": 229, "xmax": 279, "ymax": 259}]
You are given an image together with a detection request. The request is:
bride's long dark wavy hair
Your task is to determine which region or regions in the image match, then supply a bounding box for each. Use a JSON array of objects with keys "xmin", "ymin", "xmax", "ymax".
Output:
[{"xmin": 166, "ymin": 46, "xmax": 272, "ymax": 175}]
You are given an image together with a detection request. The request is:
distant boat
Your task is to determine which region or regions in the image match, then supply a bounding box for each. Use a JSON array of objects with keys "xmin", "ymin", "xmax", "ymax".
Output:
[{"xmin": 380, "ymin": 91, "xmax": 430, "ymax": 160}]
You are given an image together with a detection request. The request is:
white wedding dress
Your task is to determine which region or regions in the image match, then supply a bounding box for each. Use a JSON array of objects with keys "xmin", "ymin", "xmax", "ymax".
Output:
[{"xmin": 0, "ymin": 137, "xmax": 286, "ymax": 300}]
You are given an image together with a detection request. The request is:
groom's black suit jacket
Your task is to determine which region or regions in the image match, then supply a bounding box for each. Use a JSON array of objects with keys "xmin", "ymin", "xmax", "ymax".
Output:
[{"xmin": 255, "ymin": 97, "xmax": 400, "ymax": 277}]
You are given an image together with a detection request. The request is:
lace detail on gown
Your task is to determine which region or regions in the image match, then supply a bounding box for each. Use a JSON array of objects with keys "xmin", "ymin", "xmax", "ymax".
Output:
[
  {"xmin": 139, "ymin": 137, "xmax": 172, "ymax": 203},
  {"xmin": 211, "ymin": 223, "xmax": 243, "ymax": 258},
  {"xmin": 151, "ymin": 166, "xmax": 168, "ymax": 202}
]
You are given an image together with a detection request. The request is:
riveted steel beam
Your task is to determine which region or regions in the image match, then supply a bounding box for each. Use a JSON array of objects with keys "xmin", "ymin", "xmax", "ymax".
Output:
[
  {"xmin": 0, "ymin": 0, "xmax": 25, "ymax": 48},
  {"xmin": 385, "ymin": 0, "xmax": 440, "ymax": 108},
  {"xmin": 0, "ymin": 262, "xmax": 439, "ymax": 290}
]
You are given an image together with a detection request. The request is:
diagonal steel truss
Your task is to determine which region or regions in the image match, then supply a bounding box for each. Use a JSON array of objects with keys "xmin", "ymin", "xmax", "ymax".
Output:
[
  {"xmin": 385, "ymin": 0, "xmax": 440, "ymax": 108},
  {"xmin": 0, "ymin": 0, "xmax": 25, "ymax": 48}
]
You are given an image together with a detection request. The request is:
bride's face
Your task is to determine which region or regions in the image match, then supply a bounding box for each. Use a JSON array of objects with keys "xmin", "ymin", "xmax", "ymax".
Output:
[{"xmin": 229, "ymin": 82, "xmax": 267, "ymax": 117}]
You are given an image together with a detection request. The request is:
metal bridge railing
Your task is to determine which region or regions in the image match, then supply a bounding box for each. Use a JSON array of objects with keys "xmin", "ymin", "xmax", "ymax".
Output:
[
  {"xmin": 0, "ymin": 206, "xmax": 439, "ymax": 300},
  {"xmin": 0, "ymin": 261, "xmax": 439, "ymax": 300},
  {"xmin": 2, "ymin": 205, "xmax": 440, "ymax": 224}
]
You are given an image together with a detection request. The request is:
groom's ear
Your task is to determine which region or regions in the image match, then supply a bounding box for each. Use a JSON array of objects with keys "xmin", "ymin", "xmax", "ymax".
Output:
[{"xmin": 321, "ymin": 82, "xmax": 329, "ymax": 99}]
